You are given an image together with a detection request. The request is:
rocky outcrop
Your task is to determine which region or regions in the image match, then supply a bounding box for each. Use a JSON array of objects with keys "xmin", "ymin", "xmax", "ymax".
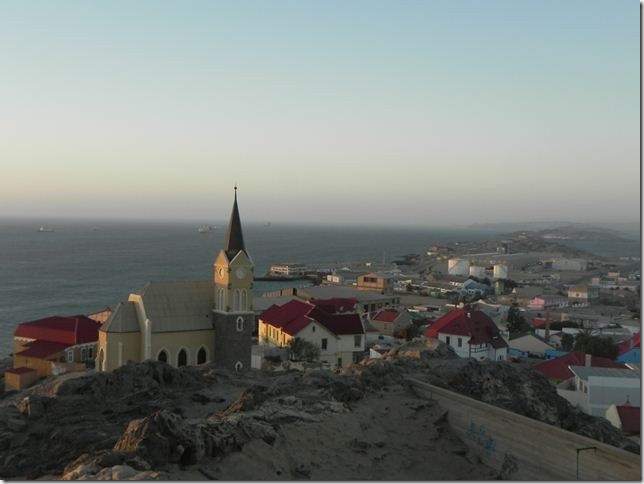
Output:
[{"xmin": 0, "ymin": 346, "xmax": 636, "ymax": 480}]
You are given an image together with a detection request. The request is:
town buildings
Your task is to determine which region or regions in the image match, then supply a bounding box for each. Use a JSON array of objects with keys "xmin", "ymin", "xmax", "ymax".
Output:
[
  {"xmin": 356, "ymin": 272, "xmax": 394, "ymax": 295},
  {"xmin": 6, "ymin": 315, "xmax": 101, "ymax": 390}
]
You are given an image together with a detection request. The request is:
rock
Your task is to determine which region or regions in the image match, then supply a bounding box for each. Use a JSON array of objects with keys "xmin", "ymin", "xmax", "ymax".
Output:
[
  {"xmin": 61, "ymin": 462, "xmax": 100, "ymax": 480},
  {"xmin": 17, "ymin": 396, "xmax": 48, "ymax": 419},
  {"xmin": 111, "ymin": 464, "xmax": 138, "ymax": 480},
  {"xmin": 113, "ymin": 410, "xmax": 205, "ymax": 467},
  {"xmin": 6, "ymin": 417, "xmax": 26, "ymax": 432}
]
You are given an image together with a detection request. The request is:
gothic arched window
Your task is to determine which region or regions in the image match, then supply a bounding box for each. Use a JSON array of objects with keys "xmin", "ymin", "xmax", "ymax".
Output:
[
  {"xmin": 240, "ymin": 289, "xmax": 247, "ymax": 311},
  {"xmin": 177, "ymin": 349, "xmax": 187, "ymax": 367},
  {"xmin": 197, "ymin": 346, "xmax": 207, "ymax": 365},
  {"xmin": 233, "ymin": 289, "xmax": 241, "ymax": 311},
  {"xmin": 158, "ymin": 350, "xmax": 168, "ymax": 363}
]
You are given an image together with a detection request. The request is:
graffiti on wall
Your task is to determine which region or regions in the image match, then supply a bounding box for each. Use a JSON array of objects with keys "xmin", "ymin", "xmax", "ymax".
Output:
[{"xmin": 466, "ymin": 421, "xmax": 496, "ymax": 457}]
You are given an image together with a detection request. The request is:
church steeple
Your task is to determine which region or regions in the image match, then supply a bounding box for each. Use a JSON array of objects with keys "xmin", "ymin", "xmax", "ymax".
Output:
[{"xmin": 224, "ymin": 185, "xmax": 246, "ymax": 260}]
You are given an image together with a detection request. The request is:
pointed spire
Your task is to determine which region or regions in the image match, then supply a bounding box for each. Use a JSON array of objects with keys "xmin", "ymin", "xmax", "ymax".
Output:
[{"xmin": 224, "ymin": 185, "xmax": 246, "ymax": 260}]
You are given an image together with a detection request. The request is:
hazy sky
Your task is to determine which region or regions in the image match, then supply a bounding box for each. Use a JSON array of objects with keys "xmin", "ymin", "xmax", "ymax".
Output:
[{"xmin": 1, "ymin": 0, "xmax": 639, "ymax": 226}]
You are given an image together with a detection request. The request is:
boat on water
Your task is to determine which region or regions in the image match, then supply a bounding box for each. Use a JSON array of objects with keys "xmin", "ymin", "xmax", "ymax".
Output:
[
  {"xmin": 197, "ymin": 224, "xmax": 216, "ymax": 233},
  {"xmin": 38, "ymin": 226, "xmax": 54, "ymax": 233}
]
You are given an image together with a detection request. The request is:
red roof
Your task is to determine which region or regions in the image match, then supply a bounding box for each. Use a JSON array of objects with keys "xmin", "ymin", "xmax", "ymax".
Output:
[
  {"xmin": 532, "ymin": 318, "xmax": 546, "ymax": 329},
  {"xmin": 618, "ymin": 332, "xmax": 641, "ymax": 355},
  {"xmin": 260, "ymin": 299, "xmax": 364, "ymax": 337},
  {"xmin": 372, "ymin": 309, "xmax": 400, "ymax": 323},
  {"xmin": 16, "ymin": 340, "xmax": 69, "ymax": 359},
  {"xmin": 616, "ymin": 405, "xmax": 640, "ymax": 434},
  {"xmin": 424, "ymin": 309, "xmax": 507, "ymax": 348},
  {"xmin": 14, "ymin": 315, "xmax": 101, "ymax": 346},
  {"xmin": 5, "ymin": 367, "xmax": 37, "ymax": 375},
  {"xmin": 533, "ymin": 351, "xmax": 626, "ymax": 381}
]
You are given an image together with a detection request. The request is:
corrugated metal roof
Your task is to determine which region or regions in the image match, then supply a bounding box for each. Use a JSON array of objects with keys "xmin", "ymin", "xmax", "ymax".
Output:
[
  {"xmin": 569, "ymin": 365, "xmax": 640, "ymax": 380},
  {"xmin": 101, "ymin": 301, "xmax": 140, "ymax": 333}
]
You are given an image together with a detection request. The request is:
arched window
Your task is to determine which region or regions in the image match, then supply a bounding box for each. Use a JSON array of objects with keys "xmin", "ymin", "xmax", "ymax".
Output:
[
  {"xmin": 197, "ymin": 346, "xmax": 207, "ymax": 364},
  {"xmin": 236, "ymin": 316, "xmax": 244, "ymax": 332},
  {"xmin": 158, "ymin": 350, "xmax": 168, "ymax": 363},
  {"xmin": 216, "ymin": 288, "xmax": 224, "ymax": 310},
  {"xmin": 240, "ymin": 289, "xmax": 247, "ymax": 311},
  {"xmin": 233, "ymin": 289, "xmax": 241, "ymax": 311},
  {"xmin": 234, "ymin": 361, "xmax": 243, "ymax": 372},
  {"xmin": 177, "ymin": 348, "xmax": 187, "ymax": 367}
]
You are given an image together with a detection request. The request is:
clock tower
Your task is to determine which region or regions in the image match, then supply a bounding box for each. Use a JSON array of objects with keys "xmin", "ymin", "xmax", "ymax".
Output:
[{"xmin": 213, "ymin": 187, "xmax": 254, "ymax": 371}]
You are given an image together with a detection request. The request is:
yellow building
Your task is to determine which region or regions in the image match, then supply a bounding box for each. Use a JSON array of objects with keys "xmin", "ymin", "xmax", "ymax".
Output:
[{"xmin": 97, "ymin": 188, "xmax": 254, "ymax": 372}]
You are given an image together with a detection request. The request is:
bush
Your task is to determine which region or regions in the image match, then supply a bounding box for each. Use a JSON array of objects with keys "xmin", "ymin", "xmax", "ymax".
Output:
[{"xmin": 287, "ymin": 337, "xmax": 320, "ymax": 362}]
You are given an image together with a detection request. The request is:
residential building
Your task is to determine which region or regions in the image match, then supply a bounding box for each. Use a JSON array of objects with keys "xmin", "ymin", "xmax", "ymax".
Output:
[
  {"xmin": 357, "ymin": 272, "xmax": 394, "ymax": 295},
  {"xmin": 9, "ymin": 315, "xmax": 101, "ymax": 386},
  {"xmin": 533, "ymin": 351, "xmax": 626, "ymax": 383},
  {"xmin": 98, "ymin": 189, "xmax": 253, "ymax": 373},
  {"xmin": 369, "ymin": 308, "xmax": 412, "ymax": 336},
  {"xmin": 508, "ymin": 334, "xmax": 555, "ymax": 358},
  {"xmin": 527, "ymin": 295, "xmax": 569, "ymax": 311},
  {"xmin": 258, "ymin": 298, "xmax": 365, "ymax": 368},
  {"xmin": 567, "ymin": 285, "xmax": 600, "ymax": 302},
  {"xmin": 617, "ymin": 333, "xmax": 641, "ymax": 365},
  {"xmin": 459, "ymin": 279, "xmax": 492, "ymax": 298},
  {"xmin": 424, "ymin": 309, "xmax": 508, "ymax": 361},
  {"xmin": 558, "ymin": 366, "xmax": 640, "ymax": 417}
]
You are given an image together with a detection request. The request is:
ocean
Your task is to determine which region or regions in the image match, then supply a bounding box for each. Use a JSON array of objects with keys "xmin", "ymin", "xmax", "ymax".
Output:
[{"xmin": 0, "ymin": 218, "xmax": 639, "ymax": 357}]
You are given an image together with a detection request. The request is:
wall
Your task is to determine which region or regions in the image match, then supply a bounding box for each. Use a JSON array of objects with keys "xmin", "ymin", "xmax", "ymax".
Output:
[
  {"xmin": 4, "ymin": 370, "xmax": 39, "ymax": 391},
  {"xmin": 408, "ymin": 378, "xmax": 640, "ymax": 480},
  {"xmin": 99, "ymin": 331, "xmax": 141, "ymax": 372},
  {"xmin": 151, "ymin": 329, "xmax": 215, "ymax": 367},
  {"xmin": 13, "ymin": 354, "xmax": 59, "ymax": 377}
]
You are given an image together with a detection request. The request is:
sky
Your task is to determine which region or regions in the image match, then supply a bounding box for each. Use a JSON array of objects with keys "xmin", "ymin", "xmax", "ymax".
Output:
[{"xmin": 0, "ymin": 0, "xmax": 639, "ymax": 227}]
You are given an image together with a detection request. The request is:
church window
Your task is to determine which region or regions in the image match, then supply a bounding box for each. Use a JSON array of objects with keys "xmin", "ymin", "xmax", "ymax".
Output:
[
  {"xmin": 233, "ymin": 289, "xmax": 241, "ymax": 311},
  {"xmin": 240, "ymin": 289, "xmax": 247, "ymax": 311},
  {"xmin": 197, "ymin": 347, "xmax": 207, "ymax": 364},
  {"xmin": 217, "ymin": 289, "xmax": 225, "ymax": 310},
  {"xmin": 234, "ymin": 361, "xmax": 243, "ymax": 371},
  {"xmin": 158, "ymin": 350, "xmax": 168, "ymax": 363},
  {"xmin": 236, "ymin": 316, "xmax": 244, "ymax": 332},
  {"xmin": 178, "ymin": 349, "xmax": 187, "ymax": 367}
]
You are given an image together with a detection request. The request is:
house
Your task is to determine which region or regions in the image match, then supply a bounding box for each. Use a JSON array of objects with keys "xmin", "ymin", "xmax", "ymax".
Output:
[
  {"xmin": 605, "ymin": 403, "xmax": 640, "ymax": 438},
  {"xmin": 567, "ymin": 285, "xmax": 600, "ymax": 302},
  {"xmin": 527, "ymin": 295, "xmax": 569, "ymax": 311},
  {"xmin": 357, "ymin": 272, "xmax": 394, "ymax": 295},
  {"xmin": 258, "ymin": 298, "xmax": 366, "ymax": 368},
  {"xmin": 369, "ymin": 309, "xmax": 412, "ymax": 337},
  {"xmin": 459, "ymin": 279, "xmax": 492, "ymax": 298},
  {"xmin": 533, "ymin": 351, "xmax": 626, "ymax": 383},
  {"xmin": 424, "ymin": 309, "xmax": 508, "ymax": 361},
  {"xmin": 9, "ymin": 315, "xmax": 102, "ymax": 388},
  {"xmin": 270, "ymin": 263, "xmax": 307, "ymax": 277},
  {"xmin": 98, "ymin": 189, "xmax": 254, "ymax": 373},
  {"xmin": 617, "ymin": 333, "xmax": 641, "ymax": 365},
  {"xmin": 557, "ymin": 366, "xmax": 640, "ymax": 417},
  {"xmin": 552, "ymin": 258, "xmax": 588, "ymax": 271},
  {"xmin": 508, "ymin": 334, "xmax": 555, "ymax": 358}
]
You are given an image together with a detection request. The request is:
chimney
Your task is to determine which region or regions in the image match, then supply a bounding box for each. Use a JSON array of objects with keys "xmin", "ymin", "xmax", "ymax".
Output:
[{"xmin": 585, "ymin": 353, "xmax": 592, "ymax": 367}]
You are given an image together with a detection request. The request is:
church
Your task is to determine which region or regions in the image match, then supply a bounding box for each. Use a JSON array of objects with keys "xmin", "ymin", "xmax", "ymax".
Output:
[{"xmin": 97, "ymin": 188, "xmax": 254, "ymax": 372}]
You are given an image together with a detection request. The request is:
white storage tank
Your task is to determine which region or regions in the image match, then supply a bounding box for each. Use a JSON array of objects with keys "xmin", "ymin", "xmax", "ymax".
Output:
[
  {"xmin": 448, "ymin": 258, "xmax": 470, "ymax": 276},
  {"xmin": 469, "ymin": 265, "xmax": 485, "ymax": 278},
  {"xmin": 493, "ymin": 264, "xmax": 508, "ymax": 279}
]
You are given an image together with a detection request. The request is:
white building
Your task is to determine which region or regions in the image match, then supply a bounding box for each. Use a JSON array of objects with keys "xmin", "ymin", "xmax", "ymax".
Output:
[
  {"xmin": 493, "ymin": 264, "xmax": 508, "ymax": 279},
  {"xmin": 552, "ymin": 258, "xmax": 588, "ymax": 271},
  {"xmin": 270, "ymin": 263, "xmax": 308, "ymax": 276},
  {"xmin": 558, "ymin": 366, "xmax": 641, "ymax": 417},
  {"xmin": 258, "ymin": 298, "xmax": 365, "ymax": 368}
]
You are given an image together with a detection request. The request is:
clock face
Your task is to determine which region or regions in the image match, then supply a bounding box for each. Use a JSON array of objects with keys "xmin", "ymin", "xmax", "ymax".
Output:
[
  {"xmin": 218, "ymin": 267, "xmax": 225, "ymax": 278},
  {"xmin": 235, "ymin": 268, "xmax": 246, "ymax": 279}
]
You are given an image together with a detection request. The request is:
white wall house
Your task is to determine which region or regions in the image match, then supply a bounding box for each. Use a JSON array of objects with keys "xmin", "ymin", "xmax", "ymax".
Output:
[{"xmin": 558, "ymin": 366, "xmax": 641, "ymax": 417}]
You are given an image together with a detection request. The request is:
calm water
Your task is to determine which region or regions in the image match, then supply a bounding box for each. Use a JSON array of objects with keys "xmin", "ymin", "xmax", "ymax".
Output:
[{"xmin": 0, "ymin": 218, "xmax": 639, "ymax": 357}]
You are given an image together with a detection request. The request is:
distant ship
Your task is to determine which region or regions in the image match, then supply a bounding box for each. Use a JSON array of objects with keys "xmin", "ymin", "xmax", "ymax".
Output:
[
  {"xmin": 197, "ymin": 224, "xmax": 216, "ymax": 233},
  {"xmin": 38, "ymin": 226, "xmax": 54, "ymax": 233}
]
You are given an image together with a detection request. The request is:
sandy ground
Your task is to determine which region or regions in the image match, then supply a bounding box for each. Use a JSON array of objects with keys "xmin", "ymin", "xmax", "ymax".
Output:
[{"xmin": 170, "ymin": 384, "xmax": 497, "ymax": 481}]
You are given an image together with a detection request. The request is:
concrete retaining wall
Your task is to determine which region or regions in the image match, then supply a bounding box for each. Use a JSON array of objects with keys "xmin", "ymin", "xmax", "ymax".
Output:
[{"xmin": 407, "ymin": 378, "xmax": 640, "ymax": 480}]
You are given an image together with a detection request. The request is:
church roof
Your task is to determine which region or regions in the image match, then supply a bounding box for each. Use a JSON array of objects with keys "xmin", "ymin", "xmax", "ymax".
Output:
[
  {"xmin": 102, "ymin": 301, "xmax": 139, "ymax": 333},
  {"xmin": 139, "ymin": 280, "xmax": 214, "ymax": 333},
  {"xmin": 224, "ymin": 187, "xmax": 246, "ymax": 260}
]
